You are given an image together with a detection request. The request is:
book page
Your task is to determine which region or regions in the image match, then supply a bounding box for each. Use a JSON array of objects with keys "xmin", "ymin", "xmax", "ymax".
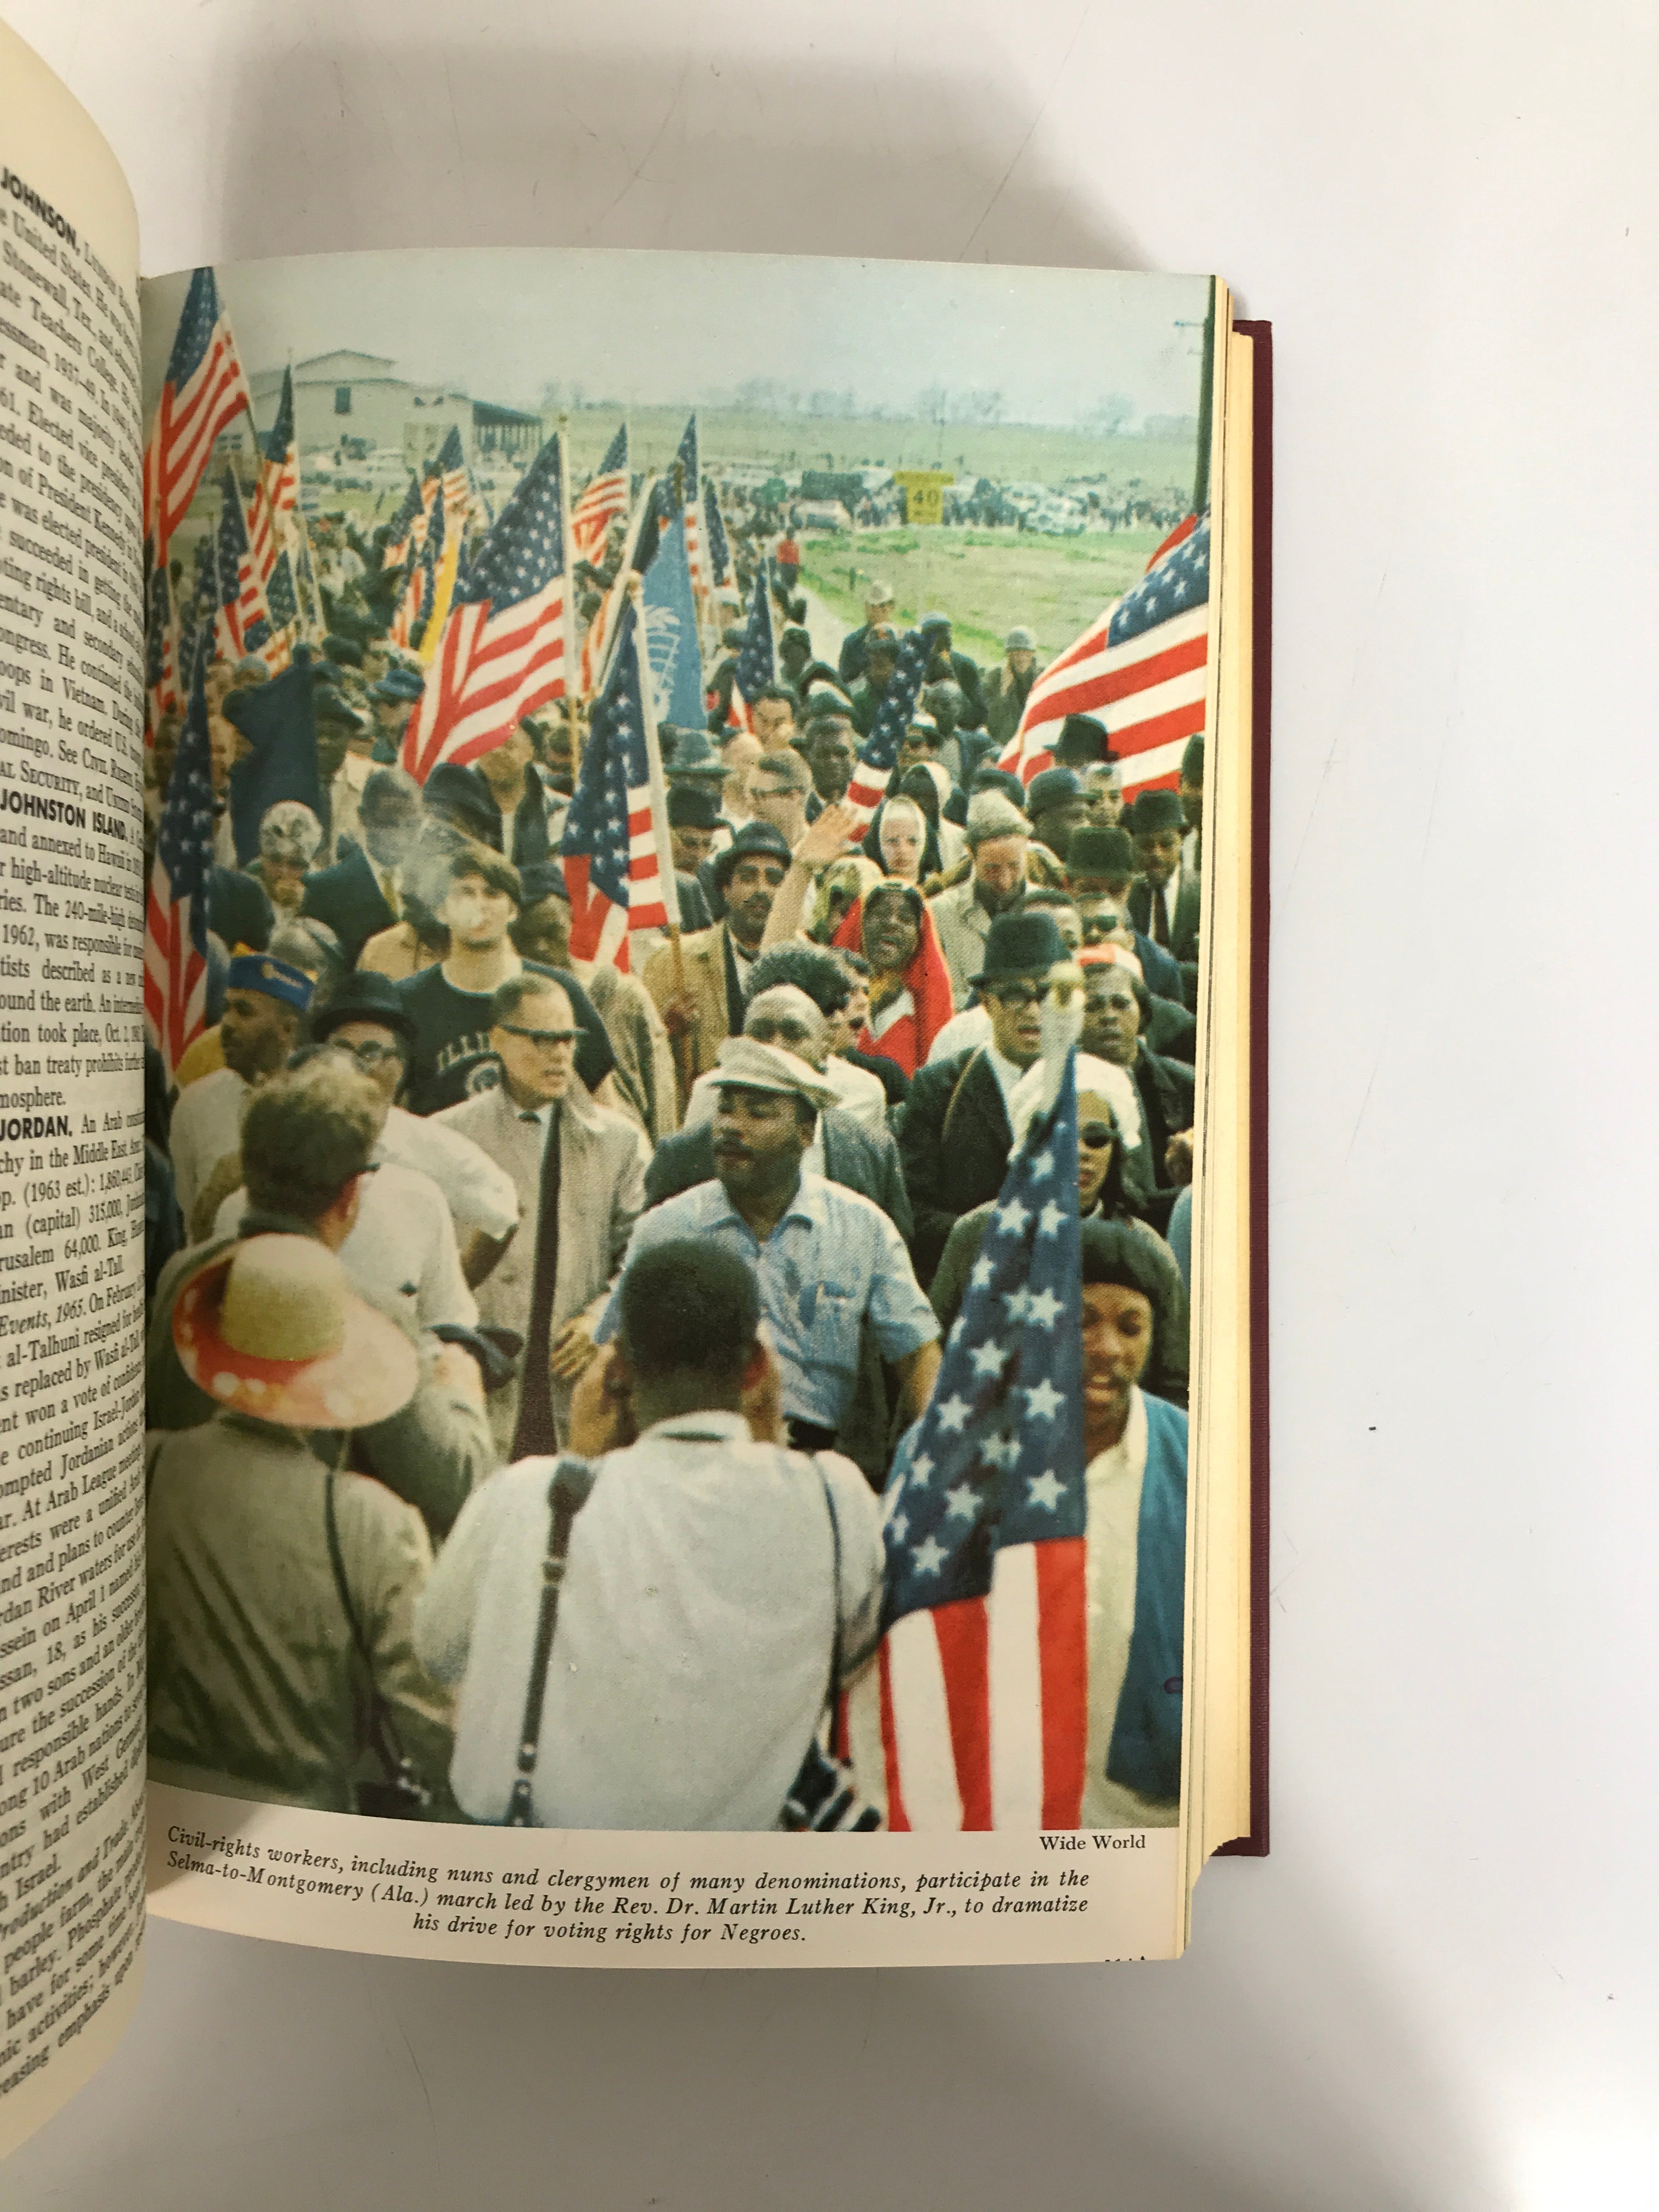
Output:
[
  {"xmin": 139, "ymin": 247, "xmax": 1242, "ymax": 1970},
  {"xmin": 0, "ymin": 20, "xmax": 147, "ymax": 2162}
]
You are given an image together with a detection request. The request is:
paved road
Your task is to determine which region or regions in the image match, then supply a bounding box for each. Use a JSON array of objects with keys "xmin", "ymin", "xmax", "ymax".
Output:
[{"xmin": 795, "ymin": 580, "xmax": 850, "ymax": 669}]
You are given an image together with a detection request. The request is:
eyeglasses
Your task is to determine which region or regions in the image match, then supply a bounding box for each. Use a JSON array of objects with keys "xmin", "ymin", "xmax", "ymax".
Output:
[
  {"xmin": 988, "ymin": 982, "xmax": 1047, "ymax": 1009},
  {"xmin": 334, "ymin": 1039, "xmax": 404, "ymax": 1070},
  {"xmin": 1079, "ymin": 1122, "xmax": 1117, "ymax": 1150},
  {"xmin": 498, "ymin": 1024, "xmax": 578, "ymax": 1049},
  {"xmin": 748, "ymin": 1021, "xmax": 813, "ymax": 1047}
]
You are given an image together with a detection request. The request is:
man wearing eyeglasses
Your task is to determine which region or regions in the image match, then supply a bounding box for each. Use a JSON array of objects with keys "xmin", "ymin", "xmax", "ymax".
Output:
[
  {"xmin": 436, "ymin": 973, "xmax": 648, "ymax": 1458},
  {"xmin": 308, "ymin": 973, "xmax": 520, "ymax": 1288},
  {"xmin": 898, "ymin": 910, "xmax": 1071, "ymax": 1285}
]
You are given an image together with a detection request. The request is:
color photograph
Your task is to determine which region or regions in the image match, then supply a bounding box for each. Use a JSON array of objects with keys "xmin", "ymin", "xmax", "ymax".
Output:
[{"xmin": 138, "ymin": 249, "xmax": 1214, "ymax": 1832}]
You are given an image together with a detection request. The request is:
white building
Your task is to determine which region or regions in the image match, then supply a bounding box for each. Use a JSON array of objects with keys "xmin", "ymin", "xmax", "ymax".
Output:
[{"xmin": 248, "ymin": 350, "xmax": 543, "ymax": 466}]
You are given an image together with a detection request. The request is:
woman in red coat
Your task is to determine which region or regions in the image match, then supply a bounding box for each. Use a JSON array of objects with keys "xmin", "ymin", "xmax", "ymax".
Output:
[{"xmin": 831, "ymin": 878, "xmax": 955, "ymax": 1080}]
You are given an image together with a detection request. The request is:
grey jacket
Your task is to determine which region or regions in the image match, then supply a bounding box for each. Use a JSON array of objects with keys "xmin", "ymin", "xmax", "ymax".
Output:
[{"xmin": 436, "ymin": 1082, "xmax": 649, "ymax": 1458}]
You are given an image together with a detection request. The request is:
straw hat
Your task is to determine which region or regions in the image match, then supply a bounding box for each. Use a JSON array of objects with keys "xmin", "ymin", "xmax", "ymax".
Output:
[{"xmin": 173, "ymin": 1235, "xmax": 417, "ymax": 1429}]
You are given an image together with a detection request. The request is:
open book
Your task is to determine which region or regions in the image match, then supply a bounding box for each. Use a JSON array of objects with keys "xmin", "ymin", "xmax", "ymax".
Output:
[{"xmin": 0, "ymin": 18, "xmax": 1267, "ymax": 2155}]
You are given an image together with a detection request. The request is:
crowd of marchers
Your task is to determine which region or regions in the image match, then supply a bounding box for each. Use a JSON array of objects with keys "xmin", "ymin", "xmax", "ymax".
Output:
[{"xmin": 142, "ymin": 518, "xmax": 1205, "ymax": 1835}]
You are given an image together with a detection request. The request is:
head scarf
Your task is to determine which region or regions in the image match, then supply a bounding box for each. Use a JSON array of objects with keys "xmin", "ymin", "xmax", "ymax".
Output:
[
  {"xmin": 831, "ymin": 878, "xmax": 955, "ymax": 1078},
  {"xmin": 860, "ymin": 795, "xmax": 942, "ymax": 884},
  {"xmin": 808, "ymin": 854, "xmax": 884, "ymax": 943}
]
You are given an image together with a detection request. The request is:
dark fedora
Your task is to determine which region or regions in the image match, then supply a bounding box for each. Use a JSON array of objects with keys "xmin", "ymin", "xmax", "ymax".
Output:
[
  {"xmin": 310, "ymin": 970, "xmax": 419, "ymax": 1052},
  {"xmin": 1130, "ymin": 787, "xmax": 1184, "ymax": 835},
  {"xmin": 1066, "ymin": 826, "xmax": 1136, "ymax": 880},
  {"xmin": 661, "ymin": 724, "xmax": 726, "ymax": 781},
  {"xmin": 667, "ymin": 784, "xmax": 721, "ymax": 830},
  {"xmin": 424, "ymin": 760, "xmax": 501, "ymax": 848},
  {"xmin": 711, "ymin": 819, "xmax": 793, "ymax": 895},
  {"xmin": 969, "ymin": 909, "xmax": 1069, "ymax": 988},
  {"xmin": 1026, "ymin": 765, "xmax": 1084, "ymax": 816}
]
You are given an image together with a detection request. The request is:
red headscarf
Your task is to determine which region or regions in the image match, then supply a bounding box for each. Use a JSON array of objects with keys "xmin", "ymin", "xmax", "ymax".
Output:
[{"xmin": 832, "ymin": 879, "xmax": 955, "ymax": 1079}]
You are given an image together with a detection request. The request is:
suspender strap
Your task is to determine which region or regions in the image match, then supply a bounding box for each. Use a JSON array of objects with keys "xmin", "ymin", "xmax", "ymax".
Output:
[
  {"xmin": 506, "ymin": 1456, "xmax": 598, "ymax": 1827},
  {"xmin": 816, "ymin": 1462, "xmax": 844, "ymax": 1740},
  {"xmin": 325, "ymin": 1469, "xmax": 411, "ymax": 1787}
]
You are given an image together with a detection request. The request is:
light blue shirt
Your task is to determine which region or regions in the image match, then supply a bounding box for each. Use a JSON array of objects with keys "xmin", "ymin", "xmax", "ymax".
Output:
[{"xmin": 599, "ymin": 1172, "xmax": 938, "ymax": 1430}]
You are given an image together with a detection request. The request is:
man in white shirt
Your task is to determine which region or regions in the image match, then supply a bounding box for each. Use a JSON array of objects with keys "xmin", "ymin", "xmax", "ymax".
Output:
[
  {"xmin": 212, "ymin": 1039, "xmax": 479, "ymax": 1336},
  {"xmin": 307, "ymin": 972, "xmax": 521, "ymax": 1277},
  {"xmin": 679, "ymin": 944, "xmax": 888, "ymax": 1139},
  {"xmin": 1126, "ymin": 787, "xmax": 1200, "ymax": 1001},
  {"xmin": 168, "ymin": 953, "xmax": 313, "ymax": 1239},
  {"xmin": 414, "ymin": 1238, "xmax": 883, "ymax": 1830}
]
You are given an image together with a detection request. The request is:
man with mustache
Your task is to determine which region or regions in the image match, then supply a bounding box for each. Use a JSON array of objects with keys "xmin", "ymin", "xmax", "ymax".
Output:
[
  {"xmin": 897, "ymin": 910, "xmax": 1069, "ymax": 1284},
  {"xmin": 642, "ymin": 821, "xmax": 793, "ymax": 1110},
  {"xmin": 600, "ymin": 1037, "xmax": 939, "ymax": 1459}
]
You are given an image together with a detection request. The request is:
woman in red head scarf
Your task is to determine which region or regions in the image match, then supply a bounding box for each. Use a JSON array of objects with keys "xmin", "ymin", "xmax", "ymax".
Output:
[{"xmin": 831, "ymin": 877, "xmax": 955, "ymax": 1079}]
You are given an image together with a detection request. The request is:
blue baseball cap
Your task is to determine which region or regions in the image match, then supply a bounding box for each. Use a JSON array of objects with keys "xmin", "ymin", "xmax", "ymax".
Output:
[{"xmin": 225, "ymin": 955, "xmax": 314, "ymax": 1013}]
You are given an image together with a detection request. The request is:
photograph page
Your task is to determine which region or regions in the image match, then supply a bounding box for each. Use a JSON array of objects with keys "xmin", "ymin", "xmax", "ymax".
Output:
[{"xmin": 140, "ymin": 245, "xmax": 1236, "ymax": 1967}]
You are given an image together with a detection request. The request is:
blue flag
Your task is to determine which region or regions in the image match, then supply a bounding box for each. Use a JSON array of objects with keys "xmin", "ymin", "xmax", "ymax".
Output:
[{"xmin": 639, "ymin": 486, "xmax": 706, "ymax": 727}]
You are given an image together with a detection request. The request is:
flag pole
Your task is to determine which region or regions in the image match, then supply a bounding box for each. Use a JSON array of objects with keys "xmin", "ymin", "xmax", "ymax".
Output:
[
  {"xmin": 556, "ymin": 416, "xmax": 582, "ymax": 783},
  {"xmin": 1193, "ymin": 276, "xmax": 1217, "ymax": 516},
  {"xmin": 628, "ymin": 574, "xmax": 693, "ymax": 1102}
]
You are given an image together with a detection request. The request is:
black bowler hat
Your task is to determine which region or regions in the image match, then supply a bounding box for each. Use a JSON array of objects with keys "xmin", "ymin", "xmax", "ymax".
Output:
[
  {"xmin": 1066, "ymin": 826, "xmax": 1135, "ymax": 879},
  {"xmin": 311, "ymin": 970, "xmax": 419, "ymax": 1052},
  {"xmin": 711, "ymin": 819, "xmax": 792, "ymax": 894},
  {"xmin": 969, "ymin": 910, "xmax": 1069, "ymax": 988},
  {"xmin": 661, "ymin": 724, "xmax": 726, "ymax": 781},
  {"xmin": 1026, "ymin": 766, "xmax": 1083, "ymax": 816},
  {"xmin": 312, "ymin": 684, "xmax": 368, "ymax": 733},
  {"xmin": 1131, "ymin": 788, "xmax": 1184, "ymax": 835},
  {"xmin": 370, "ymin": 664, "xmax": 425, "ymax": 704},
  {"xmin": 667, "ymin": 785, "xmax": 721, "ymax": 830},
  {"xmin": 516, "ymin": 861, "xmax": 569, "ymax": 909},
  {"xmin": 424, "ymin": 760, "xmax": 501, "ymax": 847},
  {"xmin": 1056, "ymin": 713, "xmax": 1109, "ymax": 763}
]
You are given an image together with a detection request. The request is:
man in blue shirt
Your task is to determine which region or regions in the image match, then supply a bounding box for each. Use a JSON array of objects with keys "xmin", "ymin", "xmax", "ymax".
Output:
[{"xmin": 601, "ymin": 1037, "xmax": 940, "ymax": 1458}]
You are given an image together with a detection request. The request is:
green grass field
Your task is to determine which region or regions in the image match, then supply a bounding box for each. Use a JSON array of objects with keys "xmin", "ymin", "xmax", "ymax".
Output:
[
  {"xmin": 565, "ymin": 407, "xmax": 1194, "ymax": 499},
  {"xmin": 799, "ymin": 526, "xmax": 1163, "ymax": 667},
  {"xmin": 170, "ymin": 403, "xmax": 1182, "ymax": 672}
]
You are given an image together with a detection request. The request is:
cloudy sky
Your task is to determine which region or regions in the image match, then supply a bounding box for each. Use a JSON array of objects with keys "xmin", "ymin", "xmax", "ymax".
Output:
[{"xmin": 141, "ymin": 249, "xmax": 1210, "ymax": 428}]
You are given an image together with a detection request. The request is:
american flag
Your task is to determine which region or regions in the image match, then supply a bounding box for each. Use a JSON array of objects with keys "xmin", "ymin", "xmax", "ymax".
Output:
[
  {"xmin": 214, "ymin": 468, "xmax": 267, "ymax": 661},
  {"xmin": 400, "ymin": 434, "xmax": 569, "ymax": 784},
  {"xmin": 724, "ymin": 565, "xmax": 775, "ymax": 732},
  {"xmin": 382, "ymin": 472, "xmax": 424, "ymax": 570},
  {"xmin": 560, "ymin": 597, "xmax": 676, "ymax": 972},
  {"xmin": 266, "ymin": 548, "xmax": 299, "ymax": 634},
  {"xmin": 842, "ymin": 617, "xmax": 948, "ymax": 834},
  {"xmin": 578, "ymin": 477, "xmax": 660, "ymax": 700},
  {"xmin": 392, "ymin": 486, "xmax": 442, "ymax": 651},
  {"xmin": 676, "ymin": 414, "xmax": 708, "ymax": 599},
  {"xmin": 703, "ymin": 477, "xmax": 733, "ymax": 588},
  {"xmin": 144, "ymin": 654, "xmax": 216, "ymax": 1082},
  {"xmin": 865, "ymin": 1051, "xmax": 1090, "ymax": 1828},
  {"xmin": 143, "ymin": 269, "xmax": 253, "ymax": 564},
  {"xmin": 998, "ymin": 515, "xmax": 1210, "ymax": 798},
  {"xmin": 571, "ymin": 422, "xmax": 629, "ymax": 567},
  {"xmin": 249, "ymin": 365, "xmax": 300, "ymax": 588},
  {"xmin": 435, "ymin": 426, "xmax": 471, "ymax": 533},
  {"xmin": 144, "ymin": 552, "xmax": 179, "ymax": 742}
]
